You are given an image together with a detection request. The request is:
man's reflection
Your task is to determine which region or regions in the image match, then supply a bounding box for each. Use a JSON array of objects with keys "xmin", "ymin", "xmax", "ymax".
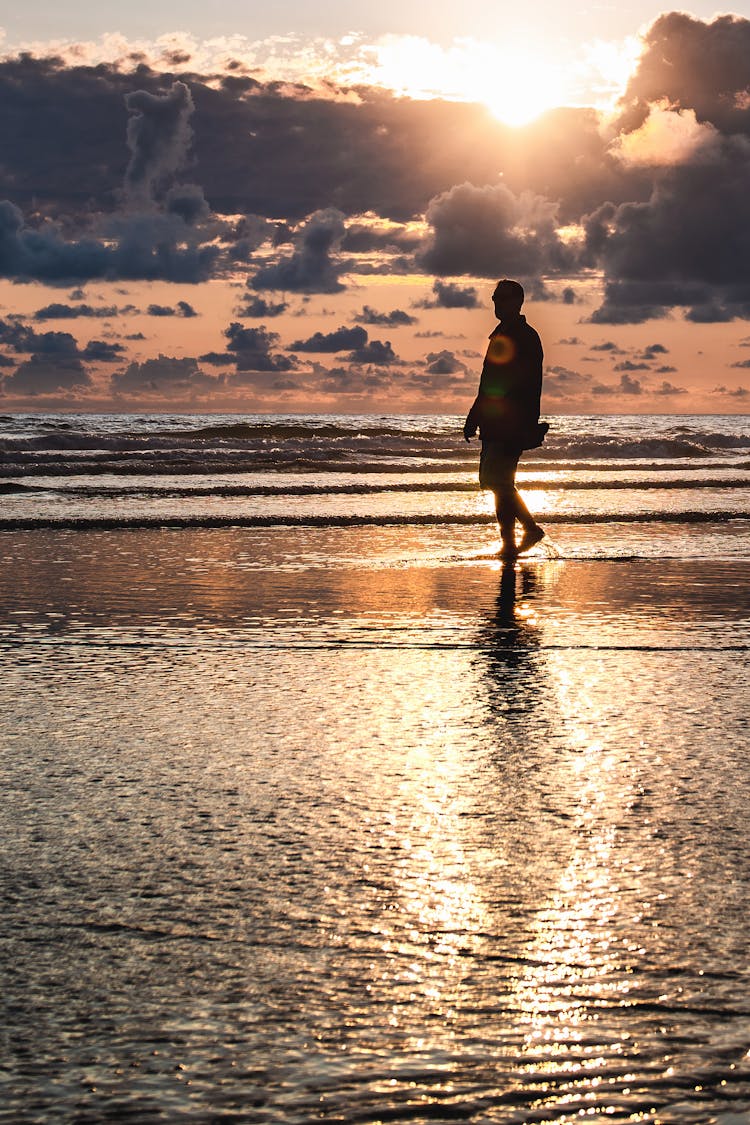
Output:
[{"xmin": 479, "ymin": 561, "xmax": 542, "ymax": 689}]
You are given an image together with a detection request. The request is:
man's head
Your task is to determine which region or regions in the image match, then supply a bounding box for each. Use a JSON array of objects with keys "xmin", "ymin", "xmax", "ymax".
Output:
[{"xmin": 492, "ymin": 279, "xmax": 524, "ymax": 320}]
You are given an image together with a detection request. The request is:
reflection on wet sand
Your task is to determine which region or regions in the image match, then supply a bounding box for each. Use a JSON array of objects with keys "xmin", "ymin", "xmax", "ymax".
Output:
[{"xmin": 3, "ymin": 534, "xmax": 750, "ymax": 1122}]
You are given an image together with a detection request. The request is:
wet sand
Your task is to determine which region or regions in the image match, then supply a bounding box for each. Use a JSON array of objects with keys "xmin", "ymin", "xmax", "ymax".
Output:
[{"xmin": 2, "ymin": 528, "xmax": 750, "ymax": 1123}]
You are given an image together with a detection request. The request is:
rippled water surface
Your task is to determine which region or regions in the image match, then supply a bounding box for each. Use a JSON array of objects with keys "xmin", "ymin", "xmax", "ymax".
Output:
[{"xmin": 2, "ymin": 523, "xmax": 750, "ymax": 1124}]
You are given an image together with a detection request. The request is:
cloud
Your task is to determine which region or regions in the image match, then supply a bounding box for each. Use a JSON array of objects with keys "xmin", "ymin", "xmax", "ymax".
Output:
[
  {"xmin": 236, "ymin": 295, "xmax": 289, "ymax": 318},
  {"xmin": 424, "ymin": 350, "xmax": 467, "ymax": 375},
  {"xmin": 416, "ymin": 279, "xmax": 480, "ymax": 309},
  {"xmin": 640, "ymin": 343, "xmax": 668, "ymax": 357},
  {"xmin": 252, "ymin": 209, "xmax": 347, "ymax": 293},
  {"xmin": 146, "ymin": 300, "xmax": 198, "ymax": 316},
  {"xmin": 582, "ymin": 16, "xmax": 750, "ymax": 323},
  {"xmin": 654, "ymin": 380, "xmax": 687, "ymax": 394},
  {"xmin": 0, "ymin": 199, "xmax": 109, "ymax": 283},
  {"xmin": 0, "ymin": 320, "xmax": 78, "ymax": 355},
  {"xmin": 347, "ymin": 339, "xmax": 398, "ymax": 364},
  {"xmin": 590, "ymin": 341, "xmax": 625, "ymax": 353},
  {"xmin": 354, "ymin": 305, "xmax": 417, "ymax": 327},
  {"xmin": 617, "ymin": 13, "xmax": 750, "ymax": 137},
  {"xmin": 543, "ymin": 365, "xmax": 593, "ymax": 397},
  {"xmin": 112, "ymin": 354, "xmax": 220, "ymax": 395},
  {"xmin": 2, "ymin": 354, "xmax": 91, "ymax": 395},
  {"xmin": 81, "ymin": 340, "xmax": 126, "ymax": 361},
  {"xmin": 33, "ymin": 302, "xmax": 119, "ymax": 319},
  {"xmin": 164, "ymin": 183, "xmax": 210, "ymax": 225},
  {"xmin": 420, "ymin": 182, "xmax": 571, "ymax": 278},
  {"xmin": 289, "ymin": 325, "xmax": 368, "ymax": 352},
  {"xmin": 610, "ymin": 102, "xmax": 720, "ymax": 168},
  {"xmin": 713, "ymin": 384, "xmax": 750, "ymax": 398},
  {"xmin": 124, "ymin": 80, "xmax": 195, "ymax": 205},
  {"xmin": 224, "ymin": 322, "xmax": 297, "ymax": 371},
  {"xmin": 592, "ymin": 373, "xmax": 644, "ymax": 395}
]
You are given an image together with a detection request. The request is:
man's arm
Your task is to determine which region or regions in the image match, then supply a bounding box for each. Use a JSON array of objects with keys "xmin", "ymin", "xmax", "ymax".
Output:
[{"xmin": 463, "ymin": 396, "xmax": 480, "ymax": 441}]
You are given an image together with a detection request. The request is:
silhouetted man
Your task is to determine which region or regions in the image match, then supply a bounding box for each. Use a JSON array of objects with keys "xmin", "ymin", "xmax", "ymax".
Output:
[{"xmin": 463, "ymin": 279, "xmax": 546, "ymax": 558}]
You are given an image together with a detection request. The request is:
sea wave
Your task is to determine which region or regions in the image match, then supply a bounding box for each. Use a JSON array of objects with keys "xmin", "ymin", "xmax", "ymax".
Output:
[
  {"xmin": 0, "ymin": 429, "xmax": 740, "ymax": 463},
  {"xmin": 1, "ymin": 511, "xmax": 746, "ymax": 531},
  {"xmin": 6, "ymin": 477, "xmax": 750, "ymax": 497}
]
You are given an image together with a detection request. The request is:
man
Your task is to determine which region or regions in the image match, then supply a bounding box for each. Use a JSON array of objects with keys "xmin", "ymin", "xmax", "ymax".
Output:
[{"xmin": 463, "ymin": 279, "xmax": 547, "ymax": 558}]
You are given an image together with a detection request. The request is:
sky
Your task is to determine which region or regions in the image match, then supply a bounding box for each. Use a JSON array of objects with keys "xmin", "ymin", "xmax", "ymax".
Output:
[{"xmin": 1, "ymin": 2, "xmax": 750, "ymax": 414}]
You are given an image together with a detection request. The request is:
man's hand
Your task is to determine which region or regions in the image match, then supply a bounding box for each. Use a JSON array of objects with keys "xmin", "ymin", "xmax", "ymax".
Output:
[{"xmin": 463, "ymin": 422, "xmax": 476, "ymax": 442}]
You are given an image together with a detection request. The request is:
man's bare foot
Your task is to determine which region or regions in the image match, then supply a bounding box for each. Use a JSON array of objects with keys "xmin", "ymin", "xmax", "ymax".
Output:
[
  {"xmin": 517, "ymin": 525, "xmax": 545, "ymax": 554},
  {"xmin": 499, "ymin": 540, "xmax": 518, "ymax": 560}
]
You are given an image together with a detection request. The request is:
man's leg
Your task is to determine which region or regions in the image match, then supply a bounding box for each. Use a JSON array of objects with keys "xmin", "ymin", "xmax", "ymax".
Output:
[
  {"xmin": 493, "ymin": 452, "xmax": 521, "ymax": 555},
  {"xmin": 494, "ymin": 487, "xmax": 516, "ymax": 553},
  {"xmin": 513, "ymin": 479, "xmax": 545, "ymax": 552}
]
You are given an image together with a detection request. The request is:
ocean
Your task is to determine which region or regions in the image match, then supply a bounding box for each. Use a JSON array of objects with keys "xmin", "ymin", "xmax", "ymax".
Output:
[
  {"xmin": 2, "ymin": 411, "xmax": 750, "ymax": 549},
  {"xmin": 2, "ymin": 412, "xmax": 750, "ymax": 1123}
]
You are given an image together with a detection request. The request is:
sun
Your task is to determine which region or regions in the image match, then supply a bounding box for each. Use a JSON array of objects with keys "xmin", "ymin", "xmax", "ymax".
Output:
[
  {"xmin": 357, "ymin": 32, "xmax": 641, "ymax": 127},
  {"xmin": 364, "ymin": 35, "xmax": 579, "ymax": 127}
]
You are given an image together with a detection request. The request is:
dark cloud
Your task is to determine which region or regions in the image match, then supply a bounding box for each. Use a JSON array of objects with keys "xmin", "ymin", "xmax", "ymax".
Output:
[
  {"xmin": 420, "ymin": 182, "xmax": 571, "ymax": 278},
  {"xmin": 146, "ymin": 300, "xmax": 198, "ymax": 317},
  {"xmin": 730, "ymin": 359, "xmax": 750, "ymax": 368},
  {"xmin": 81, "ymin": 340, "xmax": 126, "ymax": 361},
  {"xmin": 617, "ymin": 13, "xmax": 750, "ymax": 136},
  {"xmin": 590, "ymin": 341, "xmax": 625, "ymax": 353},
  {"xmin": 2, "ymin": 353, "xmax": 91, "ymax": 395},
  {"xmin": 0, "ymin": 195, "xmax": 219, "ymax": 285},
  {"xmin": 0, "ymin": 317, "xmax": 125, "ymax": 364},
  {"xmin": 557, "ymin": 336, "xmax": 583, "ymax": 345},
  {"xmin": 251, "ymin": 209, "xmax": 346, "ymax": 293},
  {"xmin": 543, "ymin": 365, "xmax": 592, "ymax": 397},
  {"xmin": 33, "ymin": 302, "xmax": 119, "ymax": 319},
  {"xmin": 124, "ymin": 81, "xmax": 195, "ymax": 205},
  {"xmin": 643, "ymin": 343, "xmax": 668, "ymax": 355},
  {"xmin": 416, "ymin": 279, "xmax": 480, "ymax": 309},
  {"xmin": 341, "ymin": 221, "xmax": 421, "ymax": 254},
  {"xmin": 614, "ymin": 360, "xmax": 651, "ymax": 371},
  {"xmin": 654, "ymin": 380, "xmax": 688, "ymax": 394},
  {"xmin": 424, "ymin": 350, "xmax": 467, "ymax": 375},
  {"xmin": 585, "ymin": 136, "xmax": 750, "ymax": 322},
  {"xmin": 0, "ymin": 199, "xmax": 109, "ymax": 282},
  {"xmin": 0, "ymin": 55, "xmax": 628, "ymax": 226},
  {"xmin": 347, "ymin": 339, "xmax": 398, "ymax": 364},
  {"xmin": 199, "ymin": 350, "xmax": 237, "ymax": 366},
  {"xmin": 354, "ymin": 305, "xmax": 417, "ymax": 327},
  {"xmin": 713, "ymin": 384, "xmax": 750, "ymax": 397},
  {"xmin": 165, "ymin": 183, "xmax": 210, "ymax": 225},
  {"xmin": 236, "ymin": 295, "xmax": 289, "ymax": 318},
  {"xmin": 0, "ymin": 320, "xmax": 78, "ymax": 355},
  {"xmin": 289, "ymin": 326, "xmax": 367, "ymax": 352},
  {"xmin": 592, "ymin": 373, "xmax": 644, "ymax": 395},
  {"xmin": 224, "ymin": 322, "xmax": 297, "ymax": 371},
  {"xmin": 112, "ymin": 355, "xmax": 220, "ymax": 394}
]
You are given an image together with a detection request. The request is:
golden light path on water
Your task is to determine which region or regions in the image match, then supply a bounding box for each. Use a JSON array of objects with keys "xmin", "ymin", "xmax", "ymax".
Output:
[{"xmin": 2, "ymin": 523, "xmax": 750, "ymax": 1122}]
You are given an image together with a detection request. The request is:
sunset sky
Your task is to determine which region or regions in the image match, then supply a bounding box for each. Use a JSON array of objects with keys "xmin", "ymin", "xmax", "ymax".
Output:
[{"xmin": 1, "ymin": 2, "xmax": 750, "ymax": 413}]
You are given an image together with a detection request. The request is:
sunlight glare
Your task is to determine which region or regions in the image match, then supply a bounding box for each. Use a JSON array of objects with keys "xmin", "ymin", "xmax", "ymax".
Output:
[{"xmin": 368, "ymin": 35, "xmax": 585, "ymax": 126}]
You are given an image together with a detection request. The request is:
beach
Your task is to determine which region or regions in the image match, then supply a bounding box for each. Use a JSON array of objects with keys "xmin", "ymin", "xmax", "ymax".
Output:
[{"xmin": 2, "ymin": 414, "xmax": 750, "ymax": 1123}]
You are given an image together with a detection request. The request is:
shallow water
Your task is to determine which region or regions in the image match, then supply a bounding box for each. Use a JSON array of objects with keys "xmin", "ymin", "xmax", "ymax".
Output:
[{"xmin": 2, "ymin": 526, "xmax": 750, "ymax": 1123}]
